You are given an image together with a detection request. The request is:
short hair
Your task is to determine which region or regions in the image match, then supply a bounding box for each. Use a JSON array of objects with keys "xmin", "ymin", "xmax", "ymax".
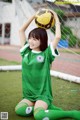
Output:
[{"xmin": 28, "ymin": 28, "xmax": 48, "ymax": 51}]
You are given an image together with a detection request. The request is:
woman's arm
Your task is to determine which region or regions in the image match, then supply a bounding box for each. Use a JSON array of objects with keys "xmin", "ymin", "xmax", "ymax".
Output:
[
  {"xmin": 19, "ymin": 15, "xmax": 35, "ymax": 47},
  {"xmin": 51, "ymin": 11, "xmax": 61, "ymax": 50}
]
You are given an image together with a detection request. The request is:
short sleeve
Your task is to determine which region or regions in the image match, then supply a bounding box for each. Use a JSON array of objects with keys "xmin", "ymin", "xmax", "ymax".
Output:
[
  {"xmin": 20, "ymin": 43, "xmax": 30, "ymax": 57},
  {"xmin": 45, "ymin": 43, "xmax": 59, "ymax": 64}
]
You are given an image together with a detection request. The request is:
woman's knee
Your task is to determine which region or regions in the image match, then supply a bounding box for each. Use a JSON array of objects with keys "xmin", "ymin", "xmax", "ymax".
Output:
[
  {"xmin": 34, "ymin": 100, "xmax": 48, "ymax": 120},
  {"xmin": 34, "ymin": 100, "xmax": 48, "ymax": 110},
  {"xmin": 15, "ymin": 99, "xmax": 34, "ymax": 116}
]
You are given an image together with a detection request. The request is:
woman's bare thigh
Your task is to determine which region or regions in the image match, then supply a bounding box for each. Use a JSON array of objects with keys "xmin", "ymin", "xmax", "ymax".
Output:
[
  {"xmin": 34, "ymin": 100, "xmax": 48, "ymax": 110},
  {"xmin": 19, "ymin": 98, "xmax": 34, "ymax": 106}
]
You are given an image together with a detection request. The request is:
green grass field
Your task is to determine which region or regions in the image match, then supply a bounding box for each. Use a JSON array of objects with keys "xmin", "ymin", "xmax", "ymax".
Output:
[
  {"xmin": 0, "ymin": 58, "xmax": 21, "ymax": 66},
  {"xmin": 0, "ymin": 59, "xmax": 80, "ymax": 120}
]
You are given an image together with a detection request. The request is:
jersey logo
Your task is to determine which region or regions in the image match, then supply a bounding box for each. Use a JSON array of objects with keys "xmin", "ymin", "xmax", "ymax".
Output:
[
  {"xmin": 36, "ymin": 55, "xmax": 44, "ymax": 62},
  {"xmin": 26, "ymin": 107, "xmax": 32, "ymax": 114},
  {"xmin": 43, "ymin": 117, "xmax": 49, "ymax": 120}
]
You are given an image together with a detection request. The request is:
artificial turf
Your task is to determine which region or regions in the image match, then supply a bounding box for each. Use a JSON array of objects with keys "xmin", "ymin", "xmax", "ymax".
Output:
[
  {"xmin": 0, "ymin": 71, "xmax": 80, "ymax": 120},
  {"xmin": 0, "ymin": 59, "xmax": 80, "ymax": 120}
]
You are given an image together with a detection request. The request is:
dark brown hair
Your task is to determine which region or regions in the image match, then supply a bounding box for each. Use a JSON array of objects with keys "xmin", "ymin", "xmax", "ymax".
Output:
[{"xmin": 28, "ymin": 28, "xmax": 48, "ymax": 51}]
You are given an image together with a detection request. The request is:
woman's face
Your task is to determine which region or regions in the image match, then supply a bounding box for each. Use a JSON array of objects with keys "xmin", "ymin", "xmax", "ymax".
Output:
[{"xmin": 28, "ymin": 37, "xmax": 41, "ymax": 51}]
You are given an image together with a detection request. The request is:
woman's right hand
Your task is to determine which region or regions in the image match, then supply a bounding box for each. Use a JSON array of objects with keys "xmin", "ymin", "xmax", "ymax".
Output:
[{"xmin": 49, "ymin": 10, "xmax": 60, "ymax": 23}]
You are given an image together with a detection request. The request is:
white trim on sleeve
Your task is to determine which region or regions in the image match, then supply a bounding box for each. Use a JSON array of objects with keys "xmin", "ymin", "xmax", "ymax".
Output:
[
  {"xmin": 20, "ymin": 43, "xmax": 29, "ymax": 53},
  {"xmin": 50, "ymin": 43, "xmax": 59, "ymax": 57}
]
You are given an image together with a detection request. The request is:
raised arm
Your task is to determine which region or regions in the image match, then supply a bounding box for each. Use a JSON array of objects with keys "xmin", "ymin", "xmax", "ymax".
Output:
[
  {"xmin": 19, "ymin": 15, "xmax": 35, "ymax": 47},
  {"xmin": 51, "ymin": 11, "xmax": 61, "ymax": 49}
]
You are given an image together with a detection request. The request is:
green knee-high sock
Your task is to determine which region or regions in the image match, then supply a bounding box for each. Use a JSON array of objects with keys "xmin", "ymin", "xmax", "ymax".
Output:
[
  {"xmin": 15, "ymin": 102, "xmax": 33, "ymax": 116},
  {"xmin": 34, "ymin": 107, "xmax": 80, "ymax": 120}
]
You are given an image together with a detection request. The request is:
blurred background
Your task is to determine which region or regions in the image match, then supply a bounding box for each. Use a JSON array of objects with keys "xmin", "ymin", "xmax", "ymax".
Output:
[{"xmin": 0, "ymin": 0, "xmax": 80, "ymax": 78}]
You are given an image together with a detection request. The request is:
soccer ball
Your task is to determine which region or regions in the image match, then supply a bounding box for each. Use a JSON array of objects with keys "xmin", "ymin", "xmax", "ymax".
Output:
[{"xmin": 35, "ymin": 8, "xmax": 55, "ymax": 29}]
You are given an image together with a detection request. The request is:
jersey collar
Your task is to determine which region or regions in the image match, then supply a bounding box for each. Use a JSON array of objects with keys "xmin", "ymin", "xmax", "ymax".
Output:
[{"xmin": 32, "ymin": 50, "xmax": 42, "ymax": 54}]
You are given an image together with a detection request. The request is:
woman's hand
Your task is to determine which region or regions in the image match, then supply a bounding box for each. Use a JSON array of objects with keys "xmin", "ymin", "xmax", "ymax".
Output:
[{"xmin": 49, "ymin": 10, "xmax": 61, "ymax": 25}]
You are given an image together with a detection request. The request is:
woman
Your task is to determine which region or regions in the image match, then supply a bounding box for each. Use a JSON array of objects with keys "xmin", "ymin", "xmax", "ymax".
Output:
[{"xmin": 15, "ymin": 10, "xmax": 80, "ymax": 120}]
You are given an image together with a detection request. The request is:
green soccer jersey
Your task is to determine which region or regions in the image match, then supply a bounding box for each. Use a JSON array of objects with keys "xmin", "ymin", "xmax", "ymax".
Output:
[{"xmin": 20, "ymin": 42, "xmax": 58, "ymax": 105}]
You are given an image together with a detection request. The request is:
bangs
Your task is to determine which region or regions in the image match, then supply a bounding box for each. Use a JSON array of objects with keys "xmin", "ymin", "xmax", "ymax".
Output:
[
  {"xmin": 28, "ymin": 30, "xmax": 40, "ymax": 40},
  {"xmin": 28, "ymin": 28, "xmax": 48, "ymax": 51}
]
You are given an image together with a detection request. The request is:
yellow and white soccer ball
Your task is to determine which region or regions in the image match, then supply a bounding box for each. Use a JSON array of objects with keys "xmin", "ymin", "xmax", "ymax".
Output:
[{"xmin": 35, "ymin": 8, "xmax": 55, "ymax": 29}]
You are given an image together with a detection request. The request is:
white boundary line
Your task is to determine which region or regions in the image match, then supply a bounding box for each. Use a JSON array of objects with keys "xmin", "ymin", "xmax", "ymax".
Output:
[
  {"xmin": 50, "ymin": 70, "xmax": 80, "ymax": 84},
  {"xmin": 0, "ymin": 65, "xmax": 22, "ymax": 71},
  {"xmin": 0, "ymin": 65, "xmax": 80, "ymax": 84}
]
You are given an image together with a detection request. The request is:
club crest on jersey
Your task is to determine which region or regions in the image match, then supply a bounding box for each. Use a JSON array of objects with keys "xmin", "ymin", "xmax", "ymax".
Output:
[{"xmin": 36, "ymin": 55, "xmax": 44, "ymax": 62}]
